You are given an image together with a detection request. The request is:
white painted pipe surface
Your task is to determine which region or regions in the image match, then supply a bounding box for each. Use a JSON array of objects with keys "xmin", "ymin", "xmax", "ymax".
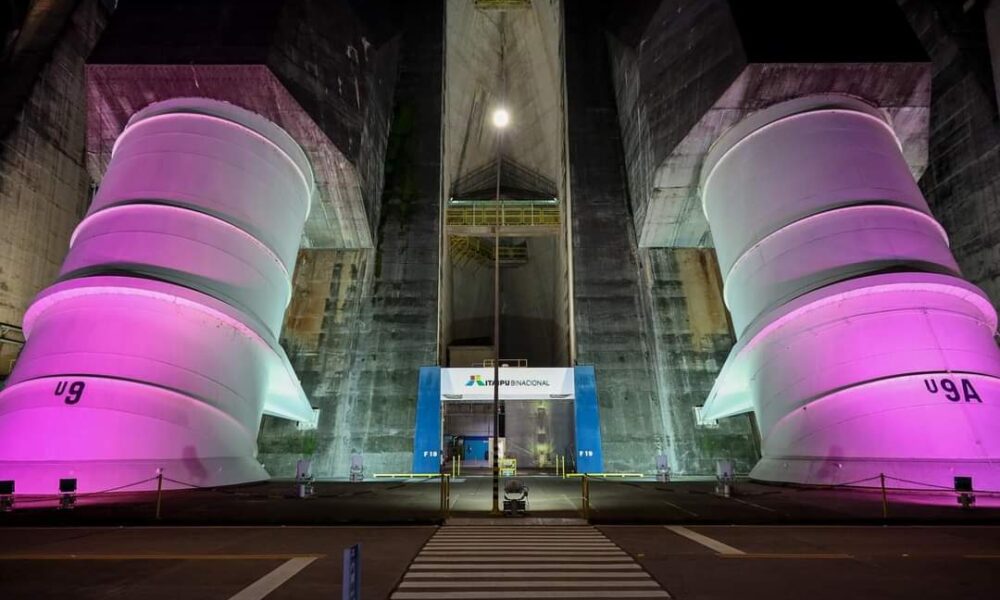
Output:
[
  {"xmin": 700, "ymin": 96, "xmax": 1000, "ymax": 489},
  {"xmin": 0, "ymin": 99, "xmax": 315, "ymax": 494}
]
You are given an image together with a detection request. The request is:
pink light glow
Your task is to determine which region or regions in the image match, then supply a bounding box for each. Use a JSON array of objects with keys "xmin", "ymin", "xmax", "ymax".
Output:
[
  {"xmin": 700, "ymin": 96, "xmax": 1000, "ymax": 490},
  {"xmin": 0, "ymin": 99, "xmax": 314, "ymax": 494}
]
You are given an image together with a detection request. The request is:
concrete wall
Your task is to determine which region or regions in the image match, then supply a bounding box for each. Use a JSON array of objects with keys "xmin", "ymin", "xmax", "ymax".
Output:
[
  {"xmin": 566, "ymin": 0, "xmax": 757, "ymax": 474},
  {"xmin": 501, "ymin": 237, "xmax": 564, "ymax": 367},
  {"xmin": 899, "ymin": 0, "xmax": 1000, "ymax": 312},
  {"xmin": 640, "ymin": 248, "xmax": 757, "ymax": 474},
  {"xmin": 565, "ymin": 0, "xmax": 665, "ymax": 473},
  {"xmin": 258, "ymin": 1, "xmax": 443, "ymax": 477},
  {"xmin": 0, "ymin": 0, "xmax": 105, "ymax": 326},
  {"xmin": 86, "ymin": 0, "xmax": 398, "ymax": 250},
  {"xmin": 606, "ymin": 0, "xmax": 743, "ymax": 248}
]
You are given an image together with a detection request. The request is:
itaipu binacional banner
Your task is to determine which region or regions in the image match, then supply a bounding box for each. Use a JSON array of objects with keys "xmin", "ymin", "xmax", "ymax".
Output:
[{"xmin": 440, "ymin": 368, "xmax": 576, "ymax": 401}]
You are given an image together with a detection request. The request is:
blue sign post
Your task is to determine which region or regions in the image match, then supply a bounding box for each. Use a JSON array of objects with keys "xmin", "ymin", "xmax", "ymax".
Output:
[
  {"xmin": 412, "ymin": 367, "xmax": 442, "ymax": 474},
  {"xmin": 574, "ymin": 365, "xmax": 605, "ymax": 473},
  {"xmin": 343, "ymin": 543, "xmax": 361, "ymax": 600}
]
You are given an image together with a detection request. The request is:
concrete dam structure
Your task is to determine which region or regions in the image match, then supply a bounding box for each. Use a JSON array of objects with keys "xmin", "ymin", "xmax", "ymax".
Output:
[{"xmin": 1, "ymin": 0, "xmax": 1000, "ymax": 494}]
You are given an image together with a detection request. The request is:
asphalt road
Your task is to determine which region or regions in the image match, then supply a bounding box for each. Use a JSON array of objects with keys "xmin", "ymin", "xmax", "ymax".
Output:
[{"xmin": 2, "ymin": 524, "xmax": 1000, "ymax": 599}]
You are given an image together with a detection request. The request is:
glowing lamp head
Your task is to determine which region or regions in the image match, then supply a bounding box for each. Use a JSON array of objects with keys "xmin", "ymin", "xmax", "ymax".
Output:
[{"xmin": 492, "ymin": 108, "xmax": 510, "ymax": 129}]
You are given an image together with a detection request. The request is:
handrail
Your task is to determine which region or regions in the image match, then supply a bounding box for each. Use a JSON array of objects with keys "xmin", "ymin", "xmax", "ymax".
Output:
[{"xmin": 446, "ymin": 204, "xmax": 560, "ymax": 228}]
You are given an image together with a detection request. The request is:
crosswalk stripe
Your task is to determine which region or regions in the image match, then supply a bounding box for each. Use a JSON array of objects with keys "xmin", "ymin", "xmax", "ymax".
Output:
[
  {"xmin": 391, "ymin": 592, "xmax": 670, "ymax": 599},
  {"xmin": 409, "ymin": 563, "xmax": 641, "ymax": 570},
  {"xmin": 414, "ymin": 557, "xmax": 634, "ymax": 562},
  {"xmin": 421, "ymin": 548, "xmax": 624, "ymax": 556},
  {"xmin": 423, "ymin": 542, "xmax": 617, "ymax": 546},
  {"xmin": 390, "ymin": 526, "xmax": 670, "ymax": 599},
  {"xmin": 405, "ymin": 572, "xmax": 651, "ymax": 579},
  {"xmin": 399, "ymin": 580, "xmax": 662, "ymax": 588}
]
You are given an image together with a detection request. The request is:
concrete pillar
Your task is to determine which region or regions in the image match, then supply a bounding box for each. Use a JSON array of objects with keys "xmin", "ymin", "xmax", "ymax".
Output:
[
  {"xmin": 0, "ymin": 99, "xmax": 315, "ymax": 494},
  {"xmin": 700, "ymin": 95, "xmax": 1000, "ymax": 489},
  {"xmin": 987, "ymin": 0, "xmax": 1000, "ymax": 118}
]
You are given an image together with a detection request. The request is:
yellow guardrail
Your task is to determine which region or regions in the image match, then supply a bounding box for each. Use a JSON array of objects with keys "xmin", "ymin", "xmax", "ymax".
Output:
[
  {"xmin": 567, "ymin": 473, "xmax": 645, "ymax": 478},
  {"xmin": 446, "ymin": 205, "xmax": 560, "ymax": 228},
  {"xmin": 450, "ymin": 236, "xmax": 528, "ymax": 266},
  {"xmin": 500, "ymin": 457, "xmax": 517, "ymax": 477}
]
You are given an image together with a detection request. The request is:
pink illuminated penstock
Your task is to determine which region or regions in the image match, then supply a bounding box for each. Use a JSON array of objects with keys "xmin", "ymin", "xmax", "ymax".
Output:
[
  {"xmin": 0, "ymin": 98, "xmax": 315, "ymax": 494},
  {"xmin": 699, "ymin": 95, "xmax": 1000, "ymax": 490}
]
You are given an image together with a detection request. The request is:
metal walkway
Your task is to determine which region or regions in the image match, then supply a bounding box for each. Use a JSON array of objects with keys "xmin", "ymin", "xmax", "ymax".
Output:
[{"xmin": 390, "ymin": 525, "xmax": 670, "ymax": 599}]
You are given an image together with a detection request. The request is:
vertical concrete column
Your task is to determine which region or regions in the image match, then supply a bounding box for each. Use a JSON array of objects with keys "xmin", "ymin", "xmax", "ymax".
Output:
[
  {"xmin": 0, "ymin": 99, "xmax": 315, "ymax": 494},
  {"xmin": 988, "ymin": 0, "xmax": 1000, "ymax": 119},
  {"xmin": 700, "ymin": 95, "xmax": 1000, "ymax": 489}
]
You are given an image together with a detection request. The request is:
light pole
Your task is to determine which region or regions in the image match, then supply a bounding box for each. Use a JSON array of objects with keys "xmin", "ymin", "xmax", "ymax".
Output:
[
  {"xmin": 490, "ymin": 106, "xmax": 508, "ymax": 515},
  {"xmin": 490, "ymin": 13, "xmax": 508, "ymax": 516}
]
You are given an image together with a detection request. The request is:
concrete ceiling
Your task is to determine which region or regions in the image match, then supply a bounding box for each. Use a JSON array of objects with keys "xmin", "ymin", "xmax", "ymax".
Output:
[{"xmin": 443, "ymin": 0, "xmax": 563, "ymax": 195}]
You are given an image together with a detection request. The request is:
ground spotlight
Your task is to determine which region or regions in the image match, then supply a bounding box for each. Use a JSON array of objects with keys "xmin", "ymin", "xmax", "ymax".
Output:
[
  {"xmin": 59, "ymin": 478, "xmax": 77, "ymax": 510},
  {"xmin": 0, "ymin": 480, "xmax": 13, "ymax": 511}
]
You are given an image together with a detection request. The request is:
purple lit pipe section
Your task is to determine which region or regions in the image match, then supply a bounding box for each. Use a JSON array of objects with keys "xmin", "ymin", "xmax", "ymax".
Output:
[
  {"xmin": 0, "ymin": 99, "xmax": 315, "ymax": 494},
  {"xmin": 699, "ymin": 96, "xmax": 1000, "ymax": 489}
]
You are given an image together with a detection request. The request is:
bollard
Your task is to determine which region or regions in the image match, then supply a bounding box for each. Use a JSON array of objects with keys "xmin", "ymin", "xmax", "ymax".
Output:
[
  {"xmin": 581, "ymin": 475, "xmax": 590, "ymax": 520},
  {"xmin": 880, "ymin": 473, "xmax": 889, "ymax": 519},
  {"xmin": 457, "ymin": 455, "xmax": 462, "ymax": 477},
  {"xmin": 155, "ymin": 469, "xmax": 163, "ymax": 520},
  {"xmin": 440, "ymin": 474, "xmax": 450, "ymax": 519},
  {"xmin": 342, "ymin": 544, "xmax": 361, "ymax": 600}
]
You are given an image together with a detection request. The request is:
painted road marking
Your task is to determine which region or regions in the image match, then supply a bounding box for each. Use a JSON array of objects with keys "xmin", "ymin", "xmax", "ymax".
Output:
[
  {"xmin": 393, "ymin": 526, "xmax": 670, "ymax": 599},
  {"xmin": 399, "ymin": 581, "xmax": 662, "ymax": 588},
  {"xmin": 228, "ymin": 556, "xmax": 317, "ymax": 600},
  {"xmin": 414, "ymin": 556, "xmax": 634, "ymax": 562},
  {"xmin": 664, "ymin": 525, "xmax": 745, "ymax": 555},
  {"xmin": 405, "ymin": 571, "xmax": 651, "ymax": 578},
  {"xmin": 0, "ymin": 554, "xmax": 322, "ymax": 560},
  {"xmin": 392, "ymin": 593, "xmax": 669, "ymax": 599},
  {"xmin": 409, "ymin": 563, "xmax": 641, "ymax": 569},
  {"xmin": 420, "ymin": 550, "xmax": 625, "ymax": 555},
  {"xmin": 659, "ymin": 499, "xmax": 699, "ymax": 517},
  {"xmin": 717, "ymin": 553, "xmax": 852, "ymax": 559},
  {"xmin": 728, "ymin": 496, "xmax": 779, "ymax": 513}
]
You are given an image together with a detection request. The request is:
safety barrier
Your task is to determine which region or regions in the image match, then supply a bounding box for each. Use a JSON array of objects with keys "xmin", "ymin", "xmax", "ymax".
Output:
[{"xmin": 446, "ymin": 204, "xmax": 560, "ymax": 228}]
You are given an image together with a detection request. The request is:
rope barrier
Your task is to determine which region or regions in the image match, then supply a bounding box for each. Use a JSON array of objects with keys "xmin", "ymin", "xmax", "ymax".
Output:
[{"xmin": 9, "ymin": 476, "xmax": 161, "ymax": 504}]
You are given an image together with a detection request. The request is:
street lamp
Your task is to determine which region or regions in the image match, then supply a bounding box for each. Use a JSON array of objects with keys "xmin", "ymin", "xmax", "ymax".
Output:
[
  {"xmin": 490, "ymin": 105, "xmax": 508, "ymax": 515},
  {"xmin": 492, "ymin": 107, "xmax": 510, "ymax": 129}
]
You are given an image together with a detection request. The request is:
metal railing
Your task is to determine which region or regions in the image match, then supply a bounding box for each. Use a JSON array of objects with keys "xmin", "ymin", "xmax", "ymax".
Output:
[
  {"xmin": 481, "ymin": 358, "xmax": 529, "ymax": 367},
  {"xmin": 446, "ymin": 203, "xmax": 560, "ymax": 228},
  {"xmin": 450, "ymin": 236, "xmax": 528, "ymax": 267}
]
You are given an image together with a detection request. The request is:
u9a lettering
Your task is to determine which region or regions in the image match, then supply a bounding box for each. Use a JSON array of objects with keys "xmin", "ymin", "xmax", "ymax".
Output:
[
  {"xmin": 923, "ymin": 377, "xmax": 982, "ymax": 403},
  {"xmin": 54, "ymin": 380, "xmax": 86, "ymax": 404}
]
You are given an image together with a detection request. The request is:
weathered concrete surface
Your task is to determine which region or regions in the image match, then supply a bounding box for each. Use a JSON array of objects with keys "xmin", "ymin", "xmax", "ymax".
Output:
[
  {"xmin": 989, "ymin": 0, "xmax": 1000, "ymax": 117},
  {"xmin": 566, "ymin": 1, "xmax": 756, "ymax": 475},
  {"xmin": 0, "ymin": 0, "xmax": 105, "ymax": 326},
  {"xmin": 86, "ymin": 0, "xmax": 399, "ymax": 249},
  {"xmin": 0, "ymin": 0, "xmax": 81, "ymax": 138},
  {"xmin": 566, "ymin": 0, "xmax": 661, "ymax": 473},
  {"xmin": 898, "ymin": 0, "xmax": 1000, "ymax": 311},
  {"xmin": 443, "ymin": 0, "xmax": 563, "ymax": 193},
  {"xmin": 440, "ymin": 0, "xmax": 571, "ymax": 368},
  {"xmin": 641, "ymin": 248, "xmax": 756, "ymax": 474},
  {"xmin": 608, "ymin": 0, "xmax": 931, "ymax": 248},
  {"xmin": 258, "ymin": 1, "xmax": 443, "ymax": 477},
  {"xmin": 501, "ymin": 236, "xmax": 565, "ymax": 366}
]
